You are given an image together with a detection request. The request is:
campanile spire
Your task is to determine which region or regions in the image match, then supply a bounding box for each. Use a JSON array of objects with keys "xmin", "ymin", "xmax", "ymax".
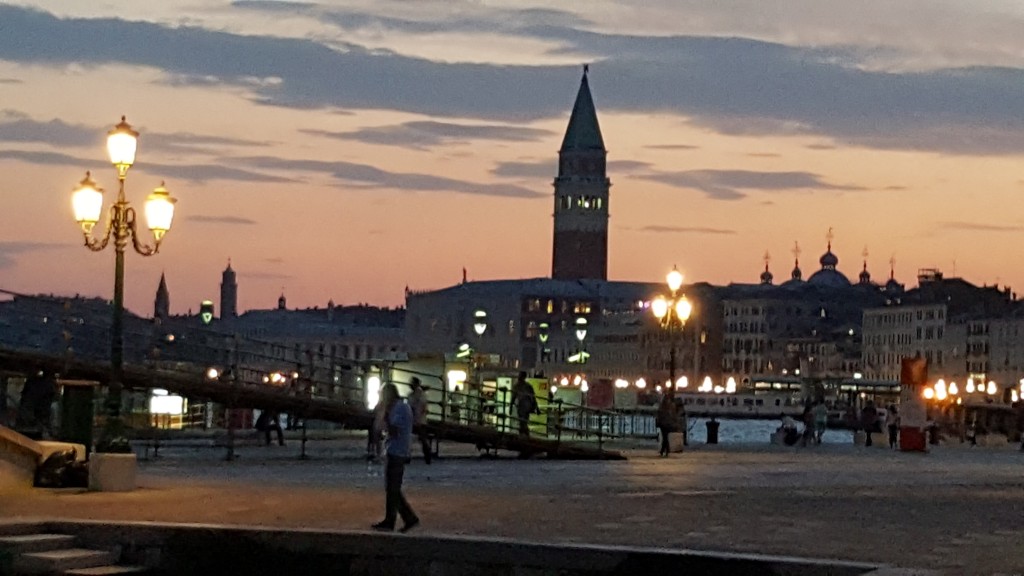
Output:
[{"xmin": 551, "ymin": 66, "xmax": 609, "ymax": 280}]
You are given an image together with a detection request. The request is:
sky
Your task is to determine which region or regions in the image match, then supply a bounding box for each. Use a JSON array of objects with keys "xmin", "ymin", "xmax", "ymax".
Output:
[{"xmin": 2, "ymin": 1, "xmax": 1024, "ymax": 315}]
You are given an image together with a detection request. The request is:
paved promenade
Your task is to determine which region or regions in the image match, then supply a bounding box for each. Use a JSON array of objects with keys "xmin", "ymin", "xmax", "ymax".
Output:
[{"xmin": 2, "ymin": 438, "xmax": 1023, "ymax": 575}]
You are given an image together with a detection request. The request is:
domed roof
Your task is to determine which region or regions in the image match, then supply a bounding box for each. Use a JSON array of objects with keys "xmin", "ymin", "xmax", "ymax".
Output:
[
  {"xmin": 859, "ymin": 261, "xmax": 871, "ymax": 284},
  {"xmin": 819, "ymin": 242, "xmax": 839, "ymax": 269},
  {"xmin": 760, "ymin": 267, "xmax": 774, "ymax": 285},
  {"xmin": 808, "ymin": 268, "xmax": 851, "ymax": 288}
]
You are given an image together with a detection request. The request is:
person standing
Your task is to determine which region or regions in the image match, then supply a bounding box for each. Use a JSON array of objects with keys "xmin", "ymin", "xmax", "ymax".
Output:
[
  {"xmin": 372, "ymin": 383, "xmax": 419, "ymax": 533},
  {"xmin": 510, "ymin": 372, "xmax": 538, "ymax": 437},
  {"xmin": 813, "ymin": 401, "xmax": 829, "ymax": 445},
  {"xmin": 861, "ymin": 400, "xmax": 878, "ymax": 447},
  {"xmin": 655, "ymin": 394, "xmax": 678, "ymax": 457},
  {"xmin": 255, "ymin": 409, "xmax": 285, "ymax": 446},
  {"xmin": 408, "ymin": 377, "xmax": 431, "ymax": 464},
  {"xmin": 885, "ymin": 405, "xmax": 900, "ymax": 449}
]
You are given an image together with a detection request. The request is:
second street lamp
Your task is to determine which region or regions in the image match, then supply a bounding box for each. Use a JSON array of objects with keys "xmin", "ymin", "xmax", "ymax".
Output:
[
  {"xmin": 71, "ymin": 116, "xmax": 177, "ymax": 453},
  {"xmin": 651, "ymin": 265, "xmax": 693, "ymax": 392}
]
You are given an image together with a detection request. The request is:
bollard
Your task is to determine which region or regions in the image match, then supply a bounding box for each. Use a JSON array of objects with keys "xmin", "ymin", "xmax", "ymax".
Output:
[{"xmin": 705, "ymin": 418, "xmax": 720, "ymax": 444}]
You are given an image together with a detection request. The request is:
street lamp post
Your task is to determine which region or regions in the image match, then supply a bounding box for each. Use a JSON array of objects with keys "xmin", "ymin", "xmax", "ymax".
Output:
[
  {"xmin": 71, "ymin": 116, "xmax": 177, "ymax": 452},
  {"xmin": 651, "ymin": 266, "xmax": 693, "ymax": 391}
]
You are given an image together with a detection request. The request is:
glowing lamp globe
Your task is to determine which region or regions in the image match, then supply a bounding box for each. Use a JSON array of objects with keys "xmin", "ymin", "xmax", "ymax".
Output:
[
  {"xmin": 107, "ymin": 116, "xmax": 139, "ymax": 174},
  {"xmin": 72, "ymin": 172, "xmax": 104, "ymax": 231},
  {"xmin": 145, "ymin": 182, "xmax": 176, "ymax": 242}
]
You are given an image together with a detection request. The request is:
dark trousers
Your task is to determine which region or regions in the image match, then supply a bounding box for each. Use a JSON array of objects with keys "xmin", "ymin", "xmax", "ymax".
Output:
[
  {"xmin": 888, "ymin": 425, "xmax": 898, "ymax": 448},
  {"xmin": 864, "ymin": 427, "xmax": 873, "ymax": 447},
  {"xmin": 418, "ymin": 434, "xmax": 431, "ymax": 464},
  {"xmin": 263, "ymin": 424, "xmax": 284, "ymax": 446},
  {"xmin": 658, "ymin": 426, "xmax": 672, "ymax": 455},
  {"xmin": 384, "ymin": 455, "xmax": 417, "ymax": 527},
  {"xmin": 517, "ymin": 411, "xmax": 531, "ymax": 436}
]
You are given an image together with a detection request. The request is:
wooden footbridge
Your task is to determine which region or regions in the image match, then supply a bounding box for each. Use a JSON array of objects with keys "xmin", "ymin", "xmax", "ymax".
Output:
[{"xmin": 0, "ymin": 346, "xmax": 624, "ymax": 461}]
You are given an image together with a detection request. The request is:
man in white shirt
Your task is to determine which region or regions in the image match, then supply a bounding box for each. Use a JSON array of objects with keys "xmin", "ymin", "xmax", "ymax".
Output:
[{"xmin": 372, "ymin": 383, "xmax": 419, "ymax": 533}]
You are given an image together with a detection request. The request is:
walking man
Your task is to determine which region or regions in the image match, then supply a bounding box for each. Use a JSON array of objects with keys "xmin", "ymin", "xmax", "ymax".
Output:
[
  {"xmin": 372, "ymin": 383, "xmax": 420, "ymax": 533},
  {"xmin": 409, "ymin": 377, "xmax": 431, "ymax": 464},
  {"xmin": 510, "ymin": 372, "xmax": 538, "ymax": 437}
]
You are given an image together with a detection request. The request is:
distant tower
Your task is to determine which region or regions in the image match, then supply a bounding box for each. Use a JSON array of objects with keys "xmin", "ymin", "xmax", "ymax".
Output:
[
  {"xmin": 760, "ymin": 251, "xmax": 774, "ymax": 285},
  {"xmin": 859, "ymin": 246, "xmax": 872, "ymax": 285},
  {"xmin": 278, "ymin": 291, "xmax": 287, "ymax": 310},
  {"xmin": 154, "ymin": 272, "xmax": 170, "ymax": 320},
  {"xmin": 790, "ymin": 241, "xmax": 803, "ymax": 282},
  {"xmin": 220, "ymin": 260, "xmax": 238, "ymax": 319},
  {"xmin": 551, "ymin": 65, "xmax": 609, "ymax": 281}
]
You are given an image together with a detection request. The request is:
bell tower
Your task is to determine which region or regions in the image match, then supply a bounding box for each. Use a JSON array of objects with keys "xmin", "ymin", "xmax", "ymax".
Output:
[
  {"xmin": 220, "ymin": 260, "xmax": 238, "ymax": 319},
  {"xmin": 551, "ymin": 66, "xmax": 609, "ymax": 281}
]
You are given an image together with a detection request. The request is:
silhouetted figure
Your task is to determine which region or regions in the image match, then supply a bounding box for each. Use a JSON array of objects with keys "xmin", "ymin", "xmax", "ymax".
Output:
[
  {"xmin": 372, "ymin": 383, "xmax": 419, "ymax": 533},
  {"xmin": 408, "ymin": 377, "xmax": 431, "ymax": 464},
  {"xmin": 255, "ymin": 409, "xmax": 285, "ymax": 446},
  {"xmin": 655, "ymin": 394, "xmax": 679, "ymax": 457},
  {"xmin": 510, "ymin": 372, "xmax": 538, "ymax": 437},
  {"xmin": 885, "ymin": 405, "xmax": 900, "ymax": 449},
  {"xmin": 17, "ymin": 370, "xmax": 56, "ymax": 440},
  {"xmin": 861, "ymin": 401, "xmax": 878, "ymax": 447}
]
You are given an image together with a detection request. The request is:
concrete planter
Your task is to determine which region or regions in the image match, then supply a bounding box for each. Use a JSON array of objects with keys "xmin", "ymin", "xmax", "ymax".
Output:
[{"xmin": 88, "ymin": 453, "xmax": 137, "ymax": 492}]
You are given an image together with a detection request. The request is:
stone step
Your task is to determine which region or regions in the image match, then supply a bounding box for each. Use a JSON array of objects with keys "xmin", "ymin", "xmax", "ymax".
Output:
[
  {"xmin": 0, "ymin": 521, "xmax": 46, "ymax": 537},
  {"xmin": 65, "ymin": 565, "xmax": 150, "ymax": 575},
  {"xmin": 0, "ymin": 533, "xmax": 77, "ymax": 553},
  {"xmin": 15, "ymin": 548, "xmax": 116, "ymax": 574}
]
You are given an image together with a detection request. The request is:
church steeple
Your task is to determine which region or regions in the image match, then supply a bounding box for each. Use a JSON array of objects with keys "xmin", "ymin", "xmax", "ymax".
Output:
[
  {"xmin": 560, "ymin": 65, "xmax": 605, "ymax": 152},
  {"xmin": 552, "ymin": 65, "xmax": 610, "ymax": 281},
  {"xmin": 760, "ymin": 251, "xmax": 774, "ymax": 285},
  {"xmin": 859, "ymin": 246, "xmax": 872, "ymax": 285},
  {"xmin": 220, "ymin": 259, "xmax": 238, "ymax": 319},
  {"xmin": 154, "ymin": 272, "xmax": 170, "ymax": 320},
  {"xmin": 790, "ymin": 241, "xmax": 803, "ymax": 282}
]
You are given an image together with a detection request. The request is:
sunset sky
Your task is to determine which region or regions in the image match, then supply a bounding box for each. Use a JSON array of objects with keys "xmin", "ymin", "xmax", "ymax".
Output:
[{"xmin": 2, "ymin": 1, "xmax": 1024, "ymax": 316}]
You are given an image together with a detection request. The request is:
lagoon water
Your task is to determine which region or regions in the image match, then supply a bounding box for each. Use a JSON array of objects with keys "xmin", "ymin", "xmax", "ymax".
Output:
[{"xmin": 685, "ymin": 417, "xmax": 853, "ymax": 445}]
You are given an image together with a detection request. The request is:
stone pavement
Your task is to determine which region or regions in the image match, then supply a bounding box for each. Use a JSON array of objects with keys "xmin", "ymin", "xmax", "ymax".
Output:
[{"xmin": 2, "ymin": 438, "xmax": 1023, "ymax": 575}]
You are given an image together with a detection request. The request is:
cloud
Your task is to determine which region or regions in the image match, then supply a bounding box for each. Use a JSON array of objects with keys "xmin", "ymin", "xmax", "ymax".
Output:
[
  {"xmin": 491, "ymin": 160, "xmax": 553, "ymax": 179},
  {"xmin": 4, "ymin": 5, "xmax": 1024, "ymax": 154},
  {"xmin": 747, "ymin": 152, "xmax": 781, "ymax": 158},
  {"xmin": 634, "ymin": 225, "xmax": 736, "ymax": 235},
  {"xmin": 187, "ymin": 215, "xmax": 257, "ymax": 225},
  {"xmin": 644, "ymin": 144, "xmax": 700, "ymax": 151},
  {"xmin": 0, "ymin": 78, "xmax": 21, "ymax": 84},
  {"xmin": 936, "ymin": 221, "xmax": 1024, "ymax": 233},
  {"xmin": 0, "ymin": 241, "xmax": 67, "ymax": 269},
  {"xmin": 235, "ymin": 155, "xmax": 543, "ymax": 198},
  {"xmin": 609, "ymin": 160, "xmax": 654, "ymax": 173},
  {"xmin": 303, "ymin": 120, "xmax": 553, "ymax": 150},
  {"xmin": 0, "ymin": 149, "xmax": 92, "ymax": 168},
  {"xmin": 145, "ymin": 131, "xmax": 272, "ymax": 155},
  {"xmin": 638, "ymin": 169, "xmax": 863, "ymax": 200},
  {"xmin": 0, "ymin": 111, "xmax": 100, "ymax": 147},
  {"xmin": 145, "ymin": 162, "xmax": 295, "ymax": 184},
  {"xmin": 491, "ymin": 158, "xmax": 652, "ymax": 179}
]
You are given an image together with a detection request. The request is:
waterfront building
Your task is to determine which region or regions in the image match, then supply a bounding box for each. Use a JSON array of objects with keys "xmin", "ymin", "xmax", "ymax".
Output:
[{"xmin": 861, "ymin": 269, "xmax": 1012, "ymax": 384}]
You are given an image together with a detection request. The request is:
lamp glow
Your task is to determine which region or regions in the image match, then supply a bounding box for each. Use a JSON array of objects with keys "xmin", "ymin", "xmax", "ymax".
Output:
[
  {"xmin": 987, "ymin": 380, "xmax": 997, "ymax": 395},
  {"xmin": 145, "ymin": 182, "xmax": 176, "ymax": 241},
  {"xmin": 651, "ymin": 297, "xmax": 668, "ymax": 319},
  {"xmin": 675, "ymin": 297, "xmax": 692, "ymax": 322},
  {"xmin": 923, "ymin": 387, "xmax": 935, "ymax": 400},
  {"xmin": 666, "ymin": 266, "xmax": 683, "ymax": 293},
  {"xmin": 635, "ymin": 378, "xmax": 646, "ymax": 389},
  {"xmin": 71, "ymin": 172, "xmax": 104, "ymax": 231},
  {"xmin": 107, "ymin": 116, "xmax": 138, "ymax": 176}
]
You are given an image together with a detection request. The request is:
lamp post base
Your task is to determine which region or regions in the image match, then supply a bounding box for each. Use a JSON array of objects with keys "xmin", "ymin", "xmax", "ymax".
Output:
[{"xmin": 88, "ymin": 452, "xmax": 137, "ymax": 492}]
